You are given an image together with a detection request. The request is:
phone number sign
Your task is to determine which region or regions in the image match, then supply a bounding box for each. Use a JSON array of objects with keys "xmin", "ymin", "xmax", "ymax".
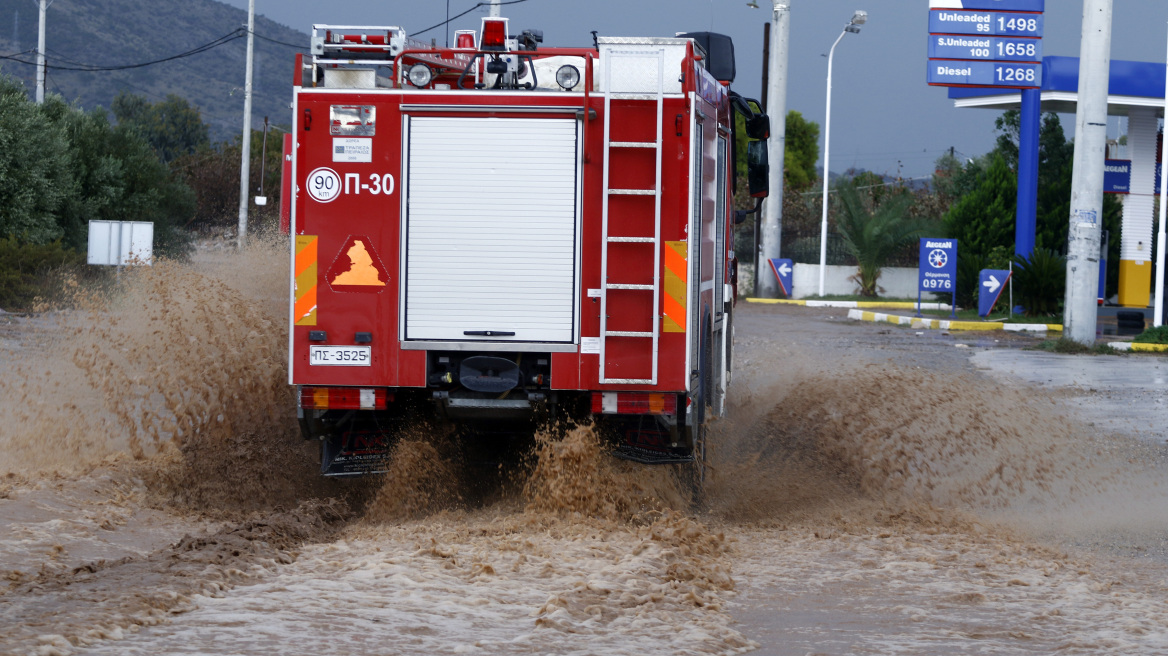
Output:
[{"xmin": 919, "ymin": 238, "xmax": 958, "ymax": 293}]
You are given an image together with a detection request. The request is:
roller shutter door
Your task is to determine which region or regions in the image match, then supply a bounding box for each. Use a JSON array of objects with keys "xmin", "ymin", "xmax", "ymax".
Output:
[{"xmin": 404, "ymin": 117, "xmax": 579, "ymax": 344}]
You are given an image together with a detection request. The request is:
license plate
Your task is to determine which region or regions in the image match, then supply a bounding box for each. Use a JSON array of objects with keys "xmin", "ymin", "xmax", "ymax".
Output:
[{"xmin": 309, "ymin": 346, "xmax": 372, "ymax": 366}]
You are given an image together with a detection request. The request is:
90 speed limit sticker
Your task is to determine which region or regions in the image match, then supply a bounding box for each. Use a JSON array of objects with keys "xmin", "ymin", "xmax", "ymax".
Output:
[
  {"xmin": 306, "ymin": 167, "xmax": 396, "ymax": 204},
  {"xmin": 307, "ymin": 167, "xmax": 342, "ymax": 203}
]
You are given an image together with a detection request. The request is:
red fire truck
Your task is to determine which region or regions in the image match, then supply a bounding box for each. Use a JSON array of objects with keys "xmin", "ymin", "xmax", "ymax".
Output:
[{"xmin": 287, "ymin": 16, "xmax": 771, "ymax": 483}]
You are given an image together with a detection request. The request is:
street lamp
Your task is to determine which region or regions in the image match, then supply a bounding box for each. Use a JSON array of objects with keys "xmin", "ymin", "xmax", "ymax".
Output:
[{"xmin": 818, "ymin": 10, "xmax": 867, "ymax": 297}]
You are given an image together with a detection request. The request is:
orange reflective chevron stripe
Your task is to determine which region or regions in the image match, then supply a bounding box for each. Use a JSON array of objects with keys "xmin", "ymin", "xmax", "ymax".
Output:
[
  {"xmin": 663, "ymin": 241, "xmax": 687, "ymax": 333},
  {"xmin": 295, "ymin": 236, "xmax": 318, "ymax": 326}
]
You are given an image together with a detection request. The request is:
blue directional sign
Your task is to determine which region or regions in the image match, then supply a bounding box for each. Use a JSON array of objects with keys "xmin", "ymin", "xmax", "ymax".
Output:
[
  {"xmin": 769, "ymin": 258, "xmax": 794, "ymax": 297},
  {"xmin": 978, "ymin": 269, "xmax": 1012, "ymax": 317},
  {"xmin": 930, "ymin": 0, "xmax": 1044, "ymax": 11},
  {"xmin": 929, "ymin": 61, "xmax": 1041, "ymax": 88},
  {"xmin": 928, "ymin": 35, "xmax": 1041, "ymax": 62},
  {"xmin": 929, "ymin": 11, "xmax": 1044, "ymax": 38},
  {"xmin": 919, "ymin": 238, "xmax": 958, "ymax": 295}
]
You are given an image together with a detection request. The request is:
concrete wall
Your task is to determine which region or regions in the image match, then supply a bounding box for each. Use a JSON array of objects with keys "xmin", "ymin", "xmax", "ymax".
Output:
[{"xmin": 740, "ymin": 263, "xmax": 942, "ymax": 301}]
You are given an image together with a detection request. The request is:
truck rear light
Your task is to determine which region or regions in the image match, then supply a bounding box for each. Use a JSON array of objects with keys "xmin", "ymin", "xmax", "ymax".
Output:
[
  {"xmin": 481, "ymin": 18, "xmax": 508, "ymax": 50},
  {"xmin": 591, "ymin": 392, "xmax": 677, "ymax": 416},
  {"xmin": 300, "ymin": 386, "xmax": 389, "ymax": 410},
  {"xmin": 455, "ymin": 30, "xmax": 477, "ymax": 50}
]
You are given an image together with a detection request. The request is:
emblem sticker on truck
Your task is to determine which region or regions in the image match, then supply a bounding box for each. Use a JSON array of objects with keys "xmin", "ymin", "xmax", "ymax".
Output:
[{"xmin": 328, "ymin": 236, "xmax": 389, "ymax": 293}]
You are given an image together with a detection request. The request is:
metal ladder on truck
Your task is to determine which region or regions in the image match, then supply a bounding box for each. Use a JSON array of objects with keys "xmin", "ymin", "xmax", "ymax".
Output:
[{"xmin": 598, "ymin": 47, "xmax": 666, "ymax": 386}]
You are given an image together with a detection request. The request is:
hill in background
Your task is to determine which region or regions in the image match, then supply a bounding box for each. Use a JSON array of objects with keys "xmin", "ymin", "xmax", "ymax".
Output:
[{"xmin": 0, "ymin": 0, "xmax": 308, "ymax": 140}]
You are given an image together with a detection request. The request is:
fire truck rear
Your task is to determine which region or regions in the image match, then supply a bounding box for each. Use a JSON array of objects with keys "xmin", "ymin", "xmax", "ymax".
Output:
[{"xmin": 287, "ymin": 16, "xmax": 772, "ymax": 486}]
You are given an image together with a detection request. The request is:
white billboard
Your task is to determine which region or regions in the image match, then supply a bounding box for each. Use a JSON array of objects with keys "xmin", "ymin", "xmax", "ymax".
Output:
[{"xmin": 87, "ymin": 221, "xmax": 154, "ymax": 266}]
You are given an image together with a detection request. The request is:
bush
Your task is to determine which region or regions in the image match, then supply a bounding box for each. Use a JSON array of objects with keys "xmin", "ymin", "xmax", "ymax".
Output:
[
  {"xmin": 0, "ymin": 237, "xmax": 85, "ymax": 311},
  {"xmin": 1012, "ymin": 248, "xmax": 1065, "ymax": 317},
  {"xmin": 1134, "ymin": 326, "xmax": 1168, "ymax": 344}
]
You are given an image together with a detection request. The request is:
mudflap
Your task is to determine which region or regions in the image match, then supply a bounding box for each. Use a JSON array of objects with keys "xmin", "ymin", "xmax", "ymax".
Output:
[
  {"xmin": 321, "ymin": 429, "xmax": 391, "ymax": 477},
  {"xmin": 605, "ymin": 414, "xmax": 694, "ymax": 465}
]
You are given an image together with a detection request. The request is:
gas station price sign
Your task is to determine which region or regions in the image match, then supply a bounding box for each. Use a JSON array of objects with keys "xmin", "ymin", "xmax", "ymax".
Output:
[
  {"xmin": 928, "ymin": 11, "xmax": 1043, "ymax": 38},
  {"xmin": 927, "ymin": 0, "xmax": 1044, "ymax": 90}
]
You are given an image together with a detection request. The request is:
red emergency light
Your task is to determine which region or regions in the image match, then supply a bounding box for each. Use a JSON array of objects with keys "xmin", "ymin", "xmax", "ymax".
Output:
[
  {"xmin": 300, "ymin": 386, "xmax": 389, "ymax": 410},
  {"xmin": 455, "ymin": 30, "xmax": 477, "ymax": 50},
  {"xmin": 591, "ymin": 392, "xmax": 678, "ymax": 416},
  {"xmin": 481, "ymin": 18, "xmax": 509, "ymax": 50}
]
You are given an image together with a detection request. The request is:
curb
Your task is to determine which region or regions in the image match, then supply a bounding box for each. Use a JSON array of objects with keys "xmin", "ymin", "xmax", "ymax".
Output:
[
  {"xmin": 847, "ymin": 309, "xmax": 1062, "ymax": 333},
  {"xmin": 747, "ymin": 298, "xmax": 952, "ymax": 310},
  {"xmin": 1107, "ymin": 342, "xmax": 1168, "ymax": 352}
]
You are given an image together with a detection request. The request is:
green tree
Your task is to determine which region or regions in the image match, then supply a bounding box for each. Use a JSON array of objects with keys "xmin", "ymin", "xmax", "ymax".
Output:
[
  {"xmin": 112, "ymin": 91, "xmax": 210, "ymax": 163},
  {"xmin": 835, "ymin": 180, "xmax": 931, "ymax": 297},
  {"xmin": 943, "ymin": 152, "xmax": 1017, "ymax": 260},
  {"xmin": 993, "ymin": 110, "xmax": 1122, "ymax": 295},
  {"xmin": 0, "ymin": 76, "xmax": 73, "ymax": 243},
  {"xmin": 784, "ymin": 110, "xmax": 820, "ymax": 190}
]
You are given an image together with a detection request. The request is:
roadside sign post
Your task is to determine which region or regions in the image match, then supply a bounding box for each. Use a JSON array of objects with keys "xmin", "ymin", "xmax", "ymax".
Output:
[
  {"xmin": 768, "ymin": 258, "xmax": 794, "ymax": 298},
  {"xmin": 978, "ymin": 268, "xmax": 1012, "ymax": 317},
  {"xmin": 919, "ymin": 238, "xmax": 958, "ymax": 318}
]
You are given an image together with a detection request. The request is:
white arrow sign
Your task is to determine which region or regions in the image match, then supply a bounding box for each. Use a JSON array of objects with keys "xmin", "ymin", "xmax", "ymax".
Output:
[
  {"xmin": 982, "ymin": 275, "xmax": 1002, "ymax": 294},
  {"xmin": 778, "ymin": 263, "xmax": 793, "ymax": 277}
]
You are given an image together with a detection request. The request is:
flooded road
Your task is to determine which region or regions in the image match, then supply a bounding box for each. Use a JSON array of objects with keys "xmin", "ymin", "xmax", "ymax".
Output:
[{"xmin": 2, "ymin": 246, "xmax": 1168, "ymax": 655}]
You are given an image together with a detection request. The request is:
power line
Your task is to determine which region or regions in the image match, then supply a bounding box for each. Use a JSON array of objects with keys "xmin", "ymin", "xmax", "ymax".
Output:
[
  {"xmin": 252, "ymin": 31, "xmax": 308, "ymax": 51},
  {"xmin": 413, "ymin": 0, "xmax": 530, "ymax": 38},
  {"xmin": 0, "ymin": 29, "xmax": 246, "ymax": 72}
]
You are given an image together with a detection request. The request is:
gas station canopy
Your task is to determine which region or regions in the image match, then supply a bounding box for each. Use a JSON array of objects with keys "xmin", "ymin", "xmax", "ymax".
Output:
[{"xmin": 948, "ymin": 56, "xmax": 1165, "ymax": 117}]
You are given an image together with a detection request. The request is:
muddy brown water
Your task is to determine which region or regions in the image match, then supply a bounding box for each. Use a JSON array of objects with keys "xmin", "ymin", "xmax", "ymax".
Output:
[{"xmin": 2, "ymin": 242, "xmax": 1167, "ymax": 655}]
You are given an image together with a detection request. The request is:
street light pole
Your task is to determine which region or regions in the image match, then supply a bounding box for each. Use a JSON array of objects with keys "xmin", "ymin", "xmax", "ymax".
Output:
[
  {"xmin": 757, "ymin": 1, "xmax": 790, "ymax": 299},
  {"xmin": 818, "ymin": 11, "xmax": 866, "ymax": 297},
  {"xmin": 236, "ymin": 0, "xmax": 256, "ymax": 250}
]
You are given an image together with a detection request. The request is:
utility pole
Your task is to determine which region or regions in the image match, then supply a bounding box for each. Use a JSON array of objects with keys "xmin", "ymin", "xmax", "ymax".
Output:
[
  {"xmin": 35, "ymin": 0, "xmax": 48, "ymax": 104},
  {"xmin": 236, "ymin": 0, "xmax": 256, "ymax": 250},
  {"xmin": 1064, "ymin": 0, "xmax": 1113, "ymax": 344},
  {"xmin": 755, "ymin": 22, "xmax": 769, "ymax": 297},
  {"xmin": 490, "ymin": 0, "xmax": 501, "ymax": 18},
  {"xmin": 1154, "ymin": 21, "xmax": 1168, "ymax": 327},
  {"xmin": 758, "ymin": 1, "xmax": 790, "ymax": 299}
]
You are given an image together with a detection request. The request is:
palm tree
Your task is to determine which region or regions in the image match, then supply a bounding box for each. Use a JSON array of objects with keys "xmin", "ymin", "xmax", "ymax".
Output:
[{"xmin": 834, "ymin": 180, "xmax": 932, "ymax": 297}]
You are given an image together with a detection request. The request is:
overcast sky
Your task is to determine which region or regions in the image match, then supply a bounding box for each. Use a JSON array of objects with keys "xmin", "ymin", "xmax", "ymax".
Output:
[{"xmin": 219, "ymin": 0, "xmax": 1168, "ymax": 179}]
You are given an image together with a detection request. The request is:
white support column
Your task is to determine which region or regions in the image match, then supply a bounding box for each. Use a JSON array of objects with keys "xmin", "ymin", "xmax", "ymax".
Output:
[{"xmin": 1119, "ymin": 108, "xmax": 1157, "ymax": 307}]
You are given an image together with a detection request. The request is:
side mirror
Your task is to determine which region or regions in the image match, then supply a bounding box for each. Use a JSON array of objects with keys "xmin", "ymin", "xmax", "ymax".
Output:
[
  {"xmin": 746, "ymin": 114, "xmax": 770, "ymax": 141},
  {"xmin": 747, "ymin": 140, "xmax": 769, "ymax": 198}
]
